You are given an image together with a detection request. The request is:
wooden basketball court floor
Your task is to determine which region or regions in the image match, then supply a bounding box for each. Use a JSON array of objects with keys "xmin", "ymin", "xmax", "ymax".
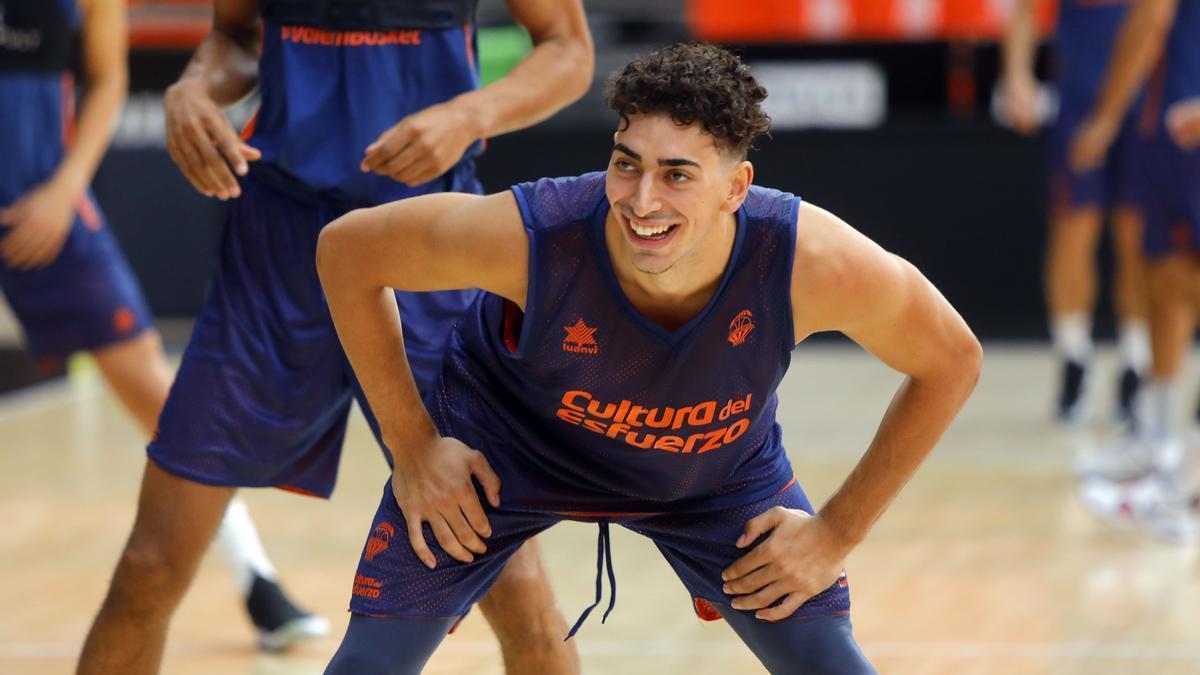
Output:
[{"xmin": 2, "ymin": 343, "xmax": 1199, "ymax": 675}]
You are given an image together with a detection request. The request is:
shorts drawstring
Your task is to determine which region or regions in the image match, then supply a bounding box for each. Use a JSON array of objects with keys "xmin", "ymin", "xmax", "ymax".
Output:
[{"xmin": 565, "ymin": 520, "xmax": 617, "ymax": 639}]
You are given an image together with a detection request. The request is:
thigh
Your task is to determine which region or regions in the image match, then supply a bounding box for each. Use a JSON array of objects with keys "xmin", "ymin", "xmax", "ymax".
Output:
[
  {"xmin": 348, "ymin": 479, "xmax": 558, "ymax": 621},
  {"xmin": 0, "ymin": 199, "xmax": 153, "ymax": 362},
  {"xmin": 325, "ymin": 613, "xmax": 457, "ymax": 675},
  {"xmin": 148, "ymin": 175, "xmax": 354, "ymax": 498},
  {"xmin": 625, "ymin": 483, "xmax": 852, "ymax": 622},
  {"xmin": 717, "ymin": 607, "xmax": 875, "ymax": 675}
]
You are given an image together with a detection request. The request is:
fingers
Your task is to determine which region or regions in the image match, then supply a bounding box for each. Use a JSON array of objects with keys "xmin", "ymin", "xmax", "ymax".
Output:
[
  {"xmin": 730, "ymin": 579, "xmax": 788, "ymax": 612},
  {"xmin": 446, "ymin": 508, "xmax": 488, "ymax": 556},
  {"xmin": 191, "ymin": 126, "xmax": 241, "ymax": 199},
  {"xmin": 470, "ymin": 453, "xmax": 502, "ymax": 508},
  {"xmin": 459, "ymin": 495, "xmax": 493, "ymax": 539},
  {"xmin": 736, "ymin": 505, "xmax": 786, "ymax": 548},
  {"xmin": 755, "ymin": 591, "xmax": 809, "ymax": 622},
  {"xmin": 722, "ymin": 564, "xmax": 775, "ymax": 596},
  {"xmin": 722, "ymin": 539, "xmax": 772, "ymax": 583},
  {"xmin": 403, "ymin": 513, "xmax": 438, "ymax": 570},
  {"xmin": 166, "ymin": 113, "xmax": 246, "ymax": 200},
  {"xmin": 210, "ymin": 117, "xmax": 251, "ymax": 179},
  {"xmin": 361, "ymin": 123, "xmax": 414, "ymax": 173},
  {"xmin": 430, "ymin": 515, "xmax": 476, "ymax": 564}
]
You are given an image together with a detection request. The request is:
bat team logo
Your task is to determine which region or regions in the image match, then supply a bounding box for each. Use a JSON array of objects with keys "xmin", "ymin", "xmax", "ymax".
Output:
[
  {"xmin": 728, "ymin": 309, "xmax": 754, "ymax": 347},
  {"xmin": 364, "ymin": 522, "xmax": 395, "ymax": 561}
]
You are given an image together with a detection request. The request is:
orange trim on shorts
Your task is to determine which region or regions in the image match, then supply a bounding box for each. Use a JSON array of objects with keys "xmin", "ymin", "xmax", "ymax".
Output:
[
  {"xmin": 77, "ymin": 193, "xmax": 102, "ymax": 231},
  {"xmin": 277, "ymin": 484, "xmax": 328, "ymax": 499},
  {"xmin": 241, "ymin": 107, "xmax": 259, "ymax": 141}
]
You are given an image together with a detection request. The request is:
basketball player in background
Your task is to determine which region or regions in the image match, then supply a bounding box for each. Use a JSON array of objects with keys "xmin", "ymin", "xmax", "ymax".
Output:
[
  {"xmin": 0, "ymin": 0, "xmax": 326, "ymax": 651},
  {"xmin": 1003, "ymin": 0, "xmax": 1151, "ymax": 427},
  {"xmin": 1071, "ymin": 0, "xmax": 1200, "ymax": 544},
  {"xmin": 77, "ymin": 0, "xmax": 593, "ymax": 673}
]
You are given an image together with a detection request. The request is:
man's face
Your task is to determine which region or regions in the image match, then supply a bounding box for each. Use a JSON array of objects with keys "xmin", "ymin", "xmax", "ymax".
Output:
[{"xmin": 605, "ymin": 114, "xmax": 744, "ymax": 276}]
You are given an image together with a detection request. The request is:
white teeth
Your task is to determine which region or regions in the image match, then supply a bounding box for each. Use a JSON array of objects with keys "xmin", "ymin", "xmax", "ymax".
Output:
[{"xmin": 630, "ymin": 221, "xmax": 672, "ymax": 237}]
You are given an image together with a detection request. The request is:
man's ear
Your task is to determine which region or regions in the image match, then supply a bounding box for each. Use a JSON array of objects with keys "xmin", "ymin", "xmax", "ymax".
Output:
[{"xmin": 724, "ymin": 160, "xmax": 753, "ymax": 212}]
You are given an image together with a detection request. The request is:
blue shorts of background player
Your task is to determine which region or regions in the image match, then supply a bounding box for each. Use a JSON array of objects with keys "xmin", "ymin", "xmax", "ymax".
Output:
[
  {"xmin": 0, "ymin": 192, "xmax": 153, "ymax": 364},
  {"xmin": 1139, "ymin": 138, "xmax": 1200, "ymax": 258},
  {"xmin": 146, "ymin": 165, "xmax": 479, "ymax": 497},
  {"xmin": 329, "ymin": 479, "xmax": 874, "ymax": 675},
  {"xmin": 1049, "ymin": 92, "xmax": 1147, "ymax": 213}
]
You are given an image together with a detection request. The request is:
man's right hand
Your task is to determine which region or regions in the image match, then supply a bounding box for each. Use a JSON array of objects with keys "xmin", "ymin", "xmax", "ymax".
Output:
[
  {"xmin": 163, "ymin": 78, "xmax": 261, "ymax": 200},
  {"xmin": 390, "ymin": 435, "xmax": 502, "ymax": 569}
]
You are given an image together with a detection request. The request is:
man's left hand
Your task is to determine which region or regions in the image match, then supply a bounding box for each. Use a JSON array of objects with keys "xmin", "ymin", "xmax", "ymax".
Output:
[
  {"xmin": 0, "ymin": 179, "xmax": 78, "ymax": 270},
  {"xmin": 721, "ymin": 507, "xmax": 850, "ymax": 622},
  {"xmin": 361, "ymin": 101, "xmax": 481, "ymax": 187}
]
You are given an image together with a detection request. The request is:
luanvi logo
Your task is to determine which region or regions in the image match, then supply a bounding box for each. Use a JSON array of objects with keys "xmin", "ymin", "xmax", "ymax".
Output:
[{"xmin": 562, "ymin": 318, "xmax": 599, "ymax": 354}]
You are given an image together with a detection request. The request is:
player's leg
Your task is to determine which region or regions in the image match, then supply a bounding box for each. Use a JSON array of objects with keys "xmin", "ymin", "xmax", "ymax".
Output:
[
  {"xmin": 328, "ymin": 480, "xmax": 560, "ymax": 674},
  {"xmin": 77, "ymin": 460, "xmax": 234, "ymax": 675},
  {"xmin": 627, "ymin": 483, "xmax": 872, "ymax": 673},
  {"xmin": 1110, "ymin": 205, "xmax": 1151, "ymax": 420},
  {"xmin": 326, "ymin": 615, "xmax": 457, "ymax": 675},
  {"xmin": 1044, "ymin": 205, "xmax": 1103, "ymax": 421},
  {"xmin": 476, "ymin": 538, "xmax": 579, "ymax": 674},
  {"xmin": 715, "ymin": 609, "xmax": 875, "ymax": 675}
]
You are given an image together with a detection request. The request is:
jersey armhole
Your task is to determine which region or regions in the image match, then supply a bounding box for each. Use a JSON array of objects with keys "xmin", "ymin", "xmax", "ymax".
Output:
[
  {"xmin": 503, "ymin": 185, "xmax": 543, "ymax": 360},
  {"xmin": 782, "ymin": 196, "xmax": 802, "ymax": 353}
]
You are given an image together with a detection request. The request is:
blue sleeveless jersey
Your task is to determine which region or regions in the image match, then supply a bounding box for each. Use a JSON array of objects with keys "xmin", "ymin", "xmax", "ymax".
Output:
[
  {"xmin": 0, "ymin": 0, "xmax": 79, "ymax": 204},
  {"xmin": 248, "ymin": 18, "xmax": 481, "ymax": 206},
  {"xmin": 1054, "ymin": 0, "xmax": 1131, "ymax": 101},
  {"xmin": 433, "ymin": 173, "xmax": 799, "ymax": 514}
]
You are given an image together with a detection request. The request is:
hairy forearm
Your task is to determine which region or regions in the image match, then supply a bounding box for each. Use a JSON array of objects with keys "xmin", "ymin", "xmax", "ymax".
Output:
[
  {"xmin": 175, "ymin": 25, "xmax": 262, "ymax": 107},
  {"xmin": 450, "ymin": 30, "xmax": 592, "ymax": 140},
  {"xmin": 55, "ymin": 70, "xmax": 125, "ymax": 194},
  {"xmin": 819, "ymin": 354, "xmax": 980, "ymax": 548},
  {"xmin": 1002, "ymin": 0, "xmax": 1037, "ymax": 80},
  {"xmin": 1090, "ymin": 0, "xmax": 1176, "ymax": 126},
  {"xmin": 317, "ymin": 223, "xmax": 439, "ymax": 458}
]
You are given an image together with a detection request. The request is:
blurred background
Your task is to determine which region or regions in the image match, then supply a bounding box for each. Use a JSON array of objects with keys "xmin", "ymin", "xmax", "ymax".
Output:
[{"xmin": 0, "ymin": 0, "xmax": 1071, "ymax": 392}]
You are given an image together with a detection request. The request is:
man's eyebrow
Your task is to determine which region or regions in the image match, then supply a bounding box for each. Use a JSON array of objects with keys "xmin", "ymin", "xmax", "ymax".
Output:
[
  {"xmin": 613, "ymin": 143, "xmax": 701, "ymax": 169},
  {"xmin": 613, "ymin": 143, "xmax": 641, "ymax": 161}
]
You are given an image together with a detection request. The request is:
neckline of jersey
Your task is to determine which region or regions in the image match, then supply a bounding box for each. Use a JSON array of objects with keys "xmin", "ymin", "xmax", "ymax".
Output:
[{"xmin": 589, "ymin": 197, "xmax": 749, "ymax": 346}]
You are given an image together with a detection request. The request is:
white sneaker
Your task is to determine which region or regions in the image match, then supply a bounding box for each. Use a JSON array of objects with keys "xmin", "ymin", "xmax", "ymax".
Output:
[
  {"xmin": 258, "ymin": 613, "xmax": 331, "ymax": 652},
  {"xmin": 1074, "ymin": 431, "xmax": 1180, "ymax": 481},
  {"xmin": 1078, "ymin": 473, "xmax": 1198, "ymax": 545}
]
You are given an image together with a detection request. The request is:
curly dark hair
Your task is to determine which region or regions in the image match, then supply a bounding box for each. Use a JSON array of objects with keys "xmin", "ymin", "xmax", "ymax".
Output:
[{"xmin": 605, "ymin": 43, "xmax": 771, "ymax": 158}]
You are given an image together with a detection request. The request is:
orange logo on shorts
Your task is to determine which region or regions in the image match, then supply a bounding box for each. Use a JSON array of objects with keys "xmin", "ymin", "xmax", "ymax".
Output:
[
  {"xmin": 563, "ymin": 318, "xmax": 599, "ymax": 354},
  {"xmin": 364, "ymin": 522, "xmax": 394, "ymax": 561},
  {"xmin": 113, "ymin": 306, "xmax": 136, "ymax": 334},
  {"xmin": 352, "ymin": 575, "xmax": 384, "ymax": 599},
  {"xmin": 727, "ymin": 310, "xmax": 754, "ymax": 347}
]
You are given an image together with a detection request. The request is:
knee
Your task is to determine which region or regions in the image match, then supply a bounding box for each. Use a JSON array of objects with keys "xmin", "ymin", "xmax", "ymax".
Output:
[{"xmin": 105, "ymin": 539, "xmax": 190, "ymax": 618}]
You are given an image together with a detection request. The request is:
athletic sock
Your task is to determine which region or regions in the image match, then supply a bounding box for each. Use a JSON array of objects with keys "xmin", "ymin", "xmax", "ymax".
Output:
[
  {"xmin": 1051, "ymin": 312, "xmax": 1093, "ymax": 365},
  {"xmin": 1117, "ymin": 319, "xmax": 1151, "ymax": 374},
  {"xmin": 215, "ymin": 497, "xmax": 279, "ymax": 598},
  {"xmin": 1140, "ymin": 378, "xmax": 1180, "ymax": 445}
]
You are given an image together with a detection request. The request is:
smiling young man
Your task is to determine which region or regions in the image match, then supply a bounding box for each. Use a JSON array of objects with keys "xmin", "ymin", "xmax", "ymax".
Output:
[{"xmin": 317, "ymin": 44, "xmax": 981, "ymax": 673}]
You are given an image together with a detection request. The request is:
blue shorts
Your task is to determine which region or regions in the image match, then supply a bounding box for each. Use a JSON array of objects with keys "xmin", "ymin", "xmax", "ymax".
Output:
[
  {"xmin": 0, "ymin": 191, "xmax": 152, "ymax": 362},
  {"xmin": 348, "ymin": 480, "xmax": 852, "ymax": 629},
  {"xmin": 1139, "ymin": 138, "xmax": 1200, "ymax": 258},
  {"xmin": 1048, "ymin": 94, "xmax": 1145, "ymax": 213},
  {"xmin": 147, "ymin": 167, "xmax": 480, "ymax": 498}
]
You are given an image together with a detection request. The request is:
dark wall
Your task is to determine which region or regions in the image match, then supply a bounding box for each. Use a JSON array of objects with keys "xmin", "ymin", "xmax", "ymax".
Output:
[{"xmin": 95, "ymin": 119, "xmax": 1071, "ymax": 339}]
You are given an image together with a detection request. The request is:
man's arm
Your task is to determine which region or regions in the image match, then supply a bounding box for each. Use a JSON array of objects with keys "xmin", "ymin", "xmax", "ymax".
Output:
[
  {"xmin": 1070, "ymin": 0, "xmax": 1178, "ymax": 171},
  {"xmin": 163, "ymin": 0, "xmax": 263, "ymax": 200},
  {"xmin": 722, "ymin": 203, "xmax": 981, "ymax": 621},
  {"xmin": 1001, "ymin": 0, "xmax": 1041, "ymax": 135},
  {"xmin": 316, "ymin": 191, "xmax": 528, "ymax": 568},
  {"xmin": 361, "ymin": 0, "xmax": 594, "ymax": 185},
  {"xmin": 0, "ymin": 0, "xmax": 127, "ymax": 269}
]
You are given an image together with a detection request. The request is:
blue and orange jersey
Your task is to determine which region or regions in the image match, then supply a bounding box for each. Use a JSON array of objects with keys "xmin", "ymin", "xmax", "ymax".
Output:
[
  {"xmin": 1054, "ymin": 0, "xmax": 1132, "ymax": 101},
  {"xmin": 0, "ymin": 0, "xmax": 80, "ymax": 205},
  {"xmin": 432, "ymin": 173, "xmax": 799, "ymax": 514},
  {"xmin": 247, "ymin": 13, "xmax": 481, "ymax": 206}
]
